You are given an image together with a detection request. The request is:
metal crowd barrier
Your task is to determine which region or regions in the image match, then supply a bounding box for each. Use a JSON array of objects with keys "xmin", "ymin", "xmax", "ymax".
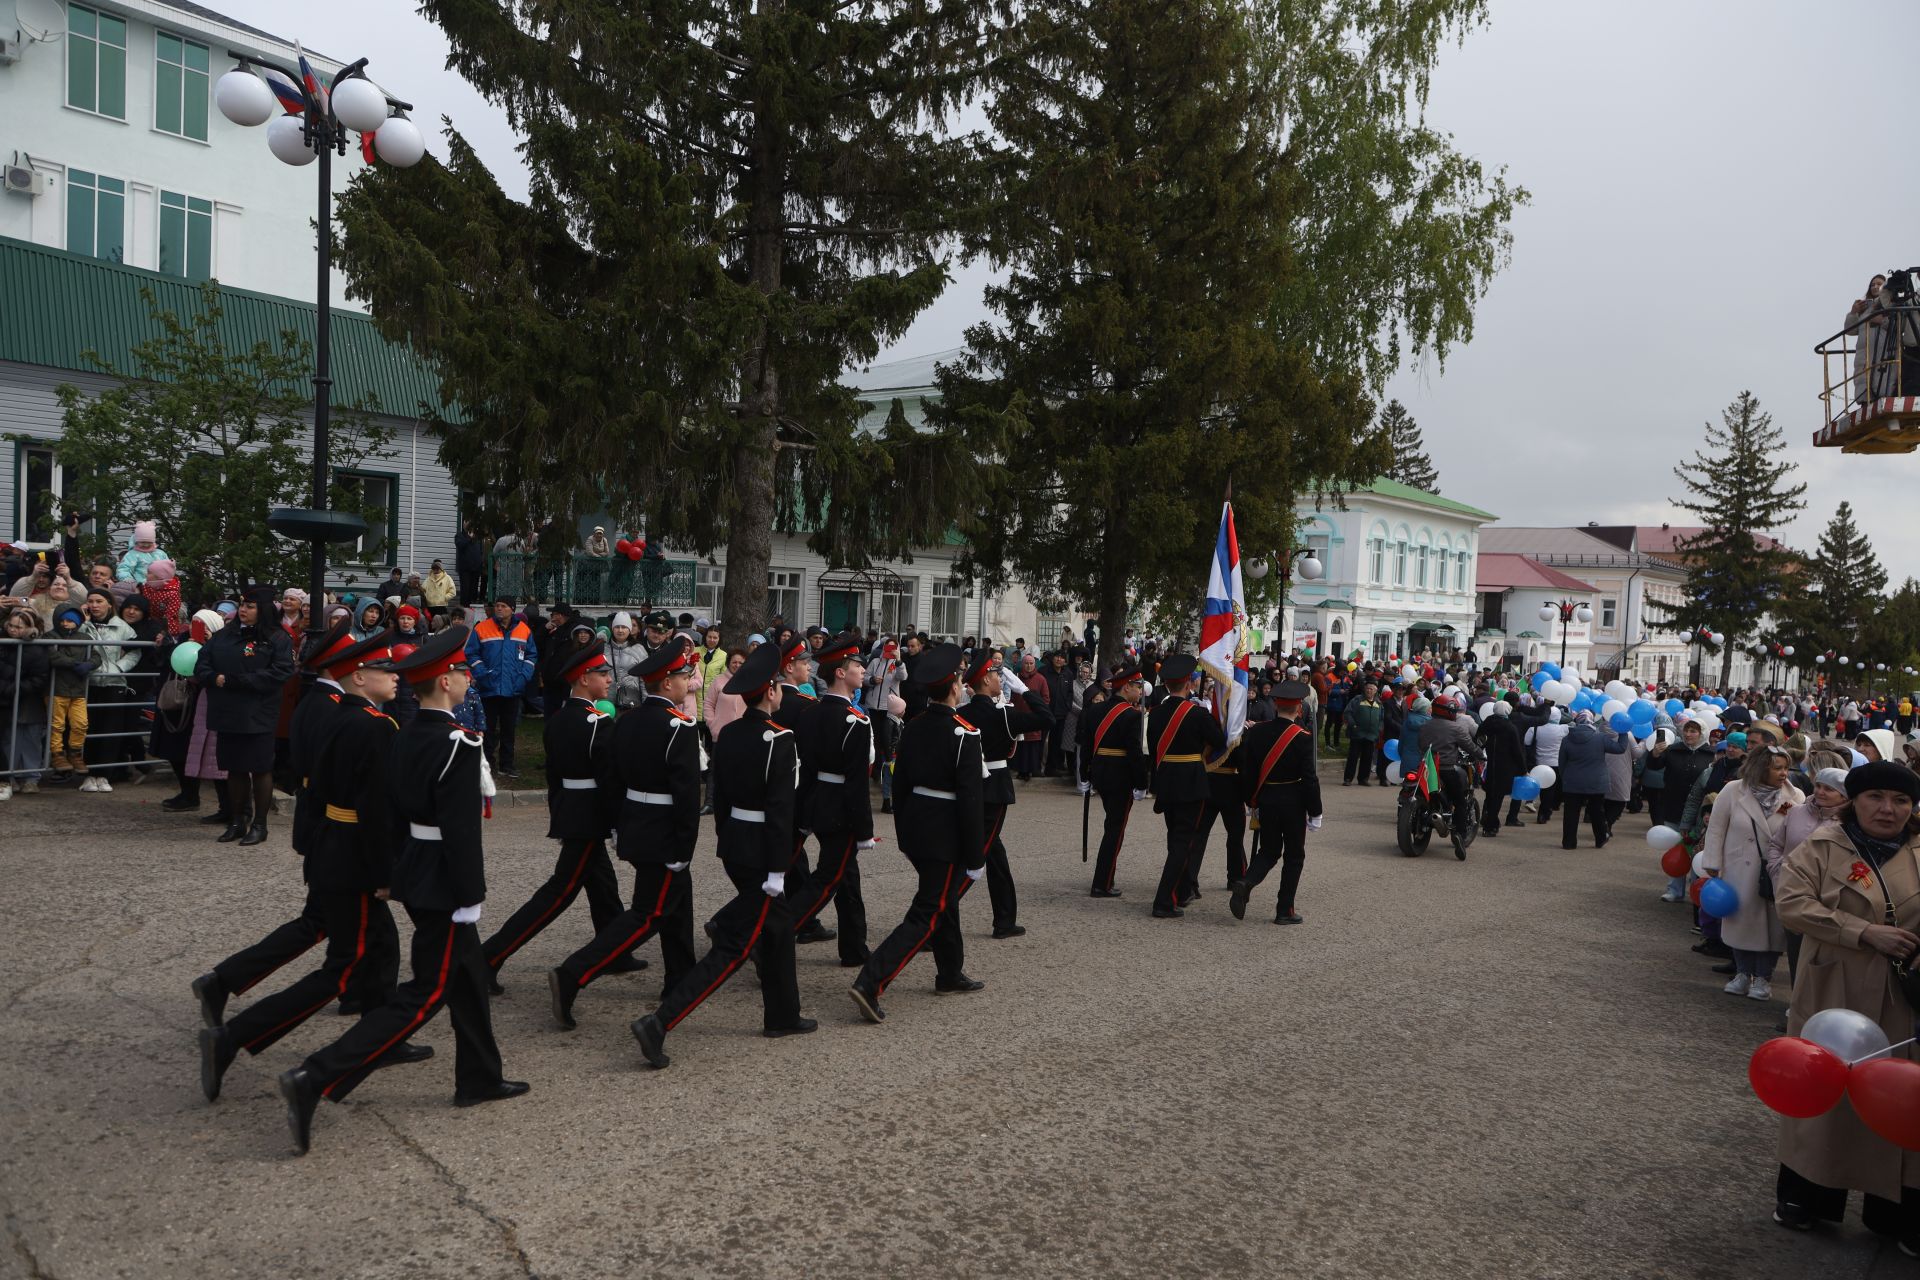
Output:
[{"xmin": 2, "ymin": 635, "xmax": 168, "ymax": 782}]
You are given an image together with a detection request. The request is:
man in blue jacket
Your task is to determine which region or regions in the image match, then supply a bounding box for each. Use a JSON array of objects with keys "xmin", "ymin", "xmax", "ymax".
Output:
[{"xmin": 466, "ymin": 594, "xmax": 538, "ymax": 779}]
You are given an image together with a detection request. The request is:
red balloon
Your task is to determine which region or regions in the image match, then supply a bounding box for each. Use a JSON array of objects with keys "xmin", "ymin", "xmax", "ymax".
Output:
[
  {"xmin": 1688, "ymin": 877, "xmax": 1704, "ymax": 905},
  {"xmin": 614, "ymin": 539, "xmax": 632, "ymax": 556},
  {"xmin": 1660, "ymin": 845, "xmax": 1690, "ymax": 878},
  {"xmin": 626, "ymin": 544, "xmax": 643, "ymax": 561},
  {"xmin": 1748, "ymin": 1037, "xmax": 1849, "ymax": 1118},
  {"xmin": 1849, "ymin": 1058, "xmax": 1920, "ymax": 1149}
]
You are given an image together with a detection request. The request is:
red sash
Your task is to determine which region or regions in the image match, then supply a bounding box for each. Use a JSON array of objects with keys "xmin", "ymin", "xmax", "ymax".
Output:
[
  {"xmin": 1092, "ymin": 702, "xmax": 1131, "ymax": 753},
  {"xmin": 1252, "ymin": 724, "xmax": 1306, "ymax": 794},
  {"xmin": 1153, "ymin": 700, "xmax": 1197, "ymax": 767}
]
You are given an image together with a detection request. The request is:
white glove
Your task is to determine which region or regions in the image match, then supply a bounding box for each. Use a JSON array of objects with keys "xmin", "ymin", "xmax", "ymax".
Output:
[
  {"xmin": 451, "ymin": 903, "xmax": 483, "ymax": 924},
  {"xmin": 1001, "ymin": 668, "xmax": 1028, "ymax": 696},
  {"xmin": 887, "ymin": 693, "xmax": 906, "ymax": 717},
  {"xmin": 965, "ymin": 866, "xmax": 985, "ymax": 882},
  {"xmin": 761, "ymin": 872, "xmax": 786, "ymax": 896},
  {"xmin": 1307, "ymin": 815, "xmax": 1323, "ymax": 832},
  {"xmin": 1077, "ymin": 780, "xmax": 1091, "ymax": 796},
  {"xmin": 857, "ymin": 838, "xmax": 877, "ymax": 851},
  {"xmin": 1132, "ymin": 788, "xmax": 1149, "ymax": 801},
  {"xmin": 666, "ymin": 861, "xmax": 690, "ymax": 872}
]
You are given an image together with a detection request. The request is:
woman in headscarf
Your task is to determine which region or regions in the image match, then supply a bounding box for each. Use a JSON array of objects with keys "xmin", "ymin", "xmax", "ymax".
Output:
[
  {"xmin": 351, "ymin": 598, "xmax": 386, "ymax": 642},
  {"xmin": 1857, "ymin": 728, "xmax": 1901, "ymax": 765},
  {"xmin": 1700, "ymin": 743, "xmax": 1803, "ymax": 1002}
]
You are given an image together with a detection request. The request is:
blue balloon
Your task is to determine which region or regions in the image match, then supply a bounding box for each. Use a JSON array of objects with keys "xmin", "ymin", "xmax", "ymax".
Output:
[
  {"xmin": 1510, "ymin": 776, "xmax": 1541, "ymax": 801},
  {"xmin": 1383, "ymin": 739, "xmax": 1401, "ymax": 762},
  {"xmin": 1709, "ymin": 696, "xmax": 1729, "ymax": 710},
  {"xmin": 1629, "ymin": 700, "xmax": 1657, "ymax": 724},
  {"xmin": 1540, "ymin": 661, "xmax": 1562, "ymax": 680},
  {"xmin": 1630, "ymin": 721, "xmax": 1655, "ymax": 740},
  {"xmin": 1531, "ymin": 671, "xmax": 1551, "ymax": 691},
  {"xmin": 1609, "ymin": 712, "xmax": 1633, "ymax": 732},
  {"xmin": 1698, "ymin": 878, "xmax": 1739, "ymax": 919},
  {"xmin": 1665, "ymin": 699, "xmax": 1684, "ymax": 716}
]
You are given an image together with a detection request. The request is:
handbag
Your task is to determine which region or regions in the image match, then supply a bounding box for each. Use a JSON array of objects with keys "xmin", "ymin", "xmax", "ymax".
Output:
[{"xmin": 156, "ymin": 674, "xmax": 189, "ymax": 714}]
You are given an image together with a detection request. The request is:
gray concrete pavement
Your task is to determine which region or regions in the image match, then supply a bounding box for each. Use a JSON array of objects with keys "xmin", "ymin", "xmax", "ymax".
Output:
[{"xmin": 0, "ymin": 772, "xmax": 1903, "ymax": 1279}]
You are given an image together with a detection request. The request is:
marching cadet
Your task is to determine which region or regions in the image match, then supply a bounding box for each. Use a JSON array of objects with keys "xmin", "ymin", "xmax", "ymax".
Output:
[
  {"xmin": 197, "ymin": 628, "xmax": 428, "ymax": 1102},
  {"xmin": 189, "ymin": 619, "xmax": 397, "ymax": 1032},
  {"xmin": 848, "ymin": 643, "xmax": 988, "ymax": 1024},
  {"xmin": 630, "ymin": 640, "xmax": 816, "ymax": 1070},
  {"xmin": 771, "ymin": 628, "xmax": 837, "ymax": 947},
  {"xmin": 545, "ymin": 636, "xmax": 704, "ymax": 1029},
  {"xmin": 279, "ymin": 626, "xmax": 528, "ymax": 1155},
  {"xmin": 481, "ymin": 637, "xmax": 640, "ymax": 991},
  {"xmin": 1146, "ymin": 653, "xmax": 1228, "ymax": 919},
  {"xmin": 1186, "ymin": 738, "xmax": 1248, "ymax": 904},
  {"xmin": 1230, "ymin": 679, "xmax": 1324, "ymax": 926},
  {"xmin": 786, "ymin": 631, "xmax": 876, "ymax": 968},
  {"xmin": 1079, "ymin": 663, "xmax": 1149, "ymax": 898},
  {"xmin": 961, "ymin": 648, "xmax": 1053, "ymax": 938}
]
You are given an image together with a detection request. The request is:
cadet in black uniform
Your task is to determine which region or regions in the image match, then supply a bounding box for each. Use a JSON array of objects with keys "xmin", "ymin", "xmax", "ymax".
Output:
[
  {"xmin": 1146, "ymin": 653, "xmax": 1228, "ymax": 918},
  {"xmin": 1230, "ymin": 680, "xmax": 1324, "ymax": 925},
  {"xmin": 848, "ymin": 644, "xmax": 988, "ymax": 1024},
  {"xmin": 771, "ymin": 628, "xmax": 836, "ymax": 947},
  {"xmin": 481, "ymin": 638, "xmax": 639, "ymax": 990},
  {"xmin": 546, "ymin": 636, "xmax": 704, "ymax": 1029},
  {"xmin": 961, "ymin": 648, "xmax": 1053, "ymax": 938},
  {"xmin": 189, "ymin": 620, "xmax": 398, "ymax": 1030},
  {"xmin": 1188, "ymin": 739, "xmax": 1247, "ymax": 901},
  {"xmin": 630, "ymin": 641, "xmax": 815, "ymax": 1069},
  {"xmin": 1079, "ymin": 663, "xmax": 1148, "ymax": 898},
  {"xmin": 786, "ymin": 631, "xmax": 875, "ymax": 967},
  {"xmin": 279, "ymin": 627, "xmax": 527, "ymax": 1155},
  {"xmin": 197, "ymin": 629, "xmax": 430, "ymax": 1101}
]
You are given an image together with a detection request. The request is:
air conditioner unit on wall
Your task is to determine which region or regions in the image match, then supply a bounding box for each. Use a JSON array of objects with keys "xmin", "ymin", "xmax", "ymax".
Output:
[
  {"xmin": 4, "ymin": 165, "xmax": 49, "ymax": 196},
  {"xmin": 0, "ymin": 37, "xmax": 23, "ymax": 63}
]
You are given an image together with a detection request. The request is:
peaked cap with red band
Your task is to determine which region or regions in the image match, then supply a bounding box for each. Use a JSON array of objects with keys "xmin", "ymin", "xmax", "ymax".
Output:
[
  {"xmin": 1105, "ymin": 662, "xmax": 1144, "ymax": 688},
  {"xmin": 911, "ymin": 642, "xmax": 964, "ymax": 689},
  {"xmin": 728, "ymin": 637, "xmax": 785, "ymax": 702},
  {"xmin": 302, "ymin": 617, "xmax": 357, "ymax": 673},
  {"xmin": 635, "ymin": 634, "xmax": 695, "ymax": 684},
  {"xmin": 816, "ymin": 630, "xmax": 865, "ymax": 668},
  {"xmin": 559, "ymin": 637, "xmax": 611, "ymax": 685},
  {"xmin": 964, "ymin": 648, "xmax": 1002, "ymax": 687},
  {"xmin": 774, "ymin": 627, "xmax": 809, "ymax": 664},
  {"xmin": 392, "ymin": 624, "xmax": 470, "ymax": 684},
  {"xmin": 320, "ymin": 627, "xmax": 402, "ymax": 678}
]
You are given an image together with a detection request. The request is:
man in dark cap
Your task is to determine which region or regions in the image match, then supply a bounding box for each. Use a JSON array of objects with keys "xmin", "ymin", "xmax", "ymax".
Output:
[
  {"xmin": 847, "ymin": 643, "xmax": 988, "ymax": 1023},
  {"xmin": 482, "ymin": 637, "xmax": 637, "ymax": 991},
  {"xmin": 962, "ymin": 646, "xmax": 1054, "ymax": 939},
  {"xmin": 786, "ymin": 631, "xmax": 877, "ymax": 966},
  {"xmin": 639, "ymin": 609, "xmax": 676, "ymax": 661},
  {"xmin": 1079, "ymin": 662, "xmax": 1149, "ymax": 898},
  {"xmin": 193, "ymin": 584, "xmax": 295, "ymax": 845},
  {"xmin": 545, "ymin": 635, "xmax": 703, "ymax": 1029},
  {"xmin": 1145, "ymin": 652, "xmax": 1228, "ymax": 918},
  {"xmin": 629, "ymin": 640, "xmax": 815, "ymax": 1068},
  {"xmin": 278, "ymin": 626, "xmax": 528, "ymax": 1154},
  {"xmin": 1231, "ymin": 680, "xmax": 1323, "ymax": 925},
  {"xmin": 770, "ymin": 627, "xmax": 836, "ymax": 946},
  {"xmin": 198, "ymin": 629, "xmax": 432, "ymax": 1101}
]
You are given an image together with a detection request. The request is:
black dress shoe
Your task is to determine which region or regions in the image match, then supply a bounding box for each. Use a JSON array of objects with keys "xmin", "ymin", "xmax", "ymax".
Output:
[
  {"xmin": 454, "ymin": 1079, "xmax": 531, "ymax": 1108},
  {"xmin": 795, "ymin": 922, "xmax": 837, "ymax": 944},
  {"xmin": 548, "ymin": 968, "xmax": 577, "ymax": 1030},
  {"xmin": 161, "ymin": 794, "xmax": 199, "ymax": 812},
  {"xmin": 1504, "ymin": 818, "xmax": 1523, "ymax": 828},
  {"xmin": 764, "ymin": 1017, "xmax": 819, "ymax": 1038},
  {"xmin": 1275, "ymin": 910, "xmax": 1304, "ymax": 925},
  {"xmin": 488, "ymin": 976, "xmax": 505, "ymax": 996},
  {"xmin": 278, "ymin": 1069, "xmax": 319, "ymax": 1156},
  {"xmin": 1228, "ymin": 880, "xmax": 1250, "ymax": 921},
  {"xmin": 1151, "ymin": 906, "xmax": 1184, "ymax": 919},
  {"xmin": 238, "ymin": 821, "xmax": 269, "ymax": 846},
  {"xmin": 849, "ymin": 985, "xmax": 886, "ymax": 1023},
  {"xmin": 991, "ymin": 925, "xmax": 1027, "ymax": 939},
  {"xmin": 935, "ymin": 973, "xmax": 985, "ymax": 993},
  {"xmin": 603, "ymin": 954, "xmax": 649, "ymax": 974},
  {"xmin": 1089, "ymin": 888, "xmax": 1122, "ymax": 899},
  {"xmin": 215, "ymin": 819, "xmax": 249, "ymax": 843},
  {"xmin": 191, "ymin": 972, "xmax": 227, "ymax": 1028},
  {"xmin": 630, "ymin": 1014, "xmax": 670, "ymax": 1068},
  {"xmin": 200, "ymin": 810, "xmax": 234, "ymax": 825},
  {"xmin": 1186, "ymin": 889, "xmax": 1202, "ymax": 901},
  {"xmin": 199, "ymin": 1026, "xmax": 236, "ymax": 1102},
  {"xmin": 377, "ymin": 1042, "xmax": 435, "ymax": 1067}
]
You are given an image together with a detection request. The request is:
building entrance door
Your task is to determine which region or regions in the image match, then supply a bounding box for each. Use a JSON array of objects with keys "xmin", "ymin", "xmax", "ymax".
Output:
[{"xmin": 822, "ymin": 589, "xmax": 863, "ymax": 632}]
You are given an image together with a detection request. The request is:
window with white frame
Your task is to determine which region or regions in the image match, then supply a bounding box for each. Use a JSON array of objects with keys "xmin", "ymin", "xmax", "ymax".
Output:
[
  {"xmin": 767, "ymin": 569, "xmax": 801, "ymax": 625},
  {"xmin": 930, "ymin": 580, "xmax": 969, "ymax": 639},
  {"xmin": 1368, "ymin": 537, "xmax": 1385, "ymax": 584},
  {"xmin": 14, "ymin": 443, "xmax": 70, "ymax": 543},
  {"xmin": 66, "ymin": 169, "xmax": 126, "ymax": 263},
  {"xmin": 1601, "ymin": 597, "xmax": 1617, "ymax": 629},
  {"xmin": 1456, "ymin": 550, "xmax": 1470, "ymax": 591},
  {"xmin": 1303, "ymin": 533, "xmax": 1331, "ymax": 581},
  {"xmin": 334, "ymin": 471, "xmax": 396, "ymax": 566},
  {"xmin": 878, "ymin": 580, "xmax": 915, "ymax": 635},
  {"xmin": 695, "ymin": 564, "xmax": 725, "ymax": 619},
  {"xmin": 158, "ymin": 191, "xmax": 213, "ymax": 280},
  {"xmin": 1414, "ymin": 544, "xmax": 1429, "ymax": 588},
  {"xmin": 1436, "ymin": 547, "xmax": 1449, "ymax": 591},
  {"xmin": 67, "ymin": 4, "xmax": 127, "ymax": 119},
  {"xmin": 1392, "ymin": 541, "xmax": 1407, "ymax": 587},
  {"xmin": 154, "ymin": 31, "xmax": 211, "ymax": 140}
]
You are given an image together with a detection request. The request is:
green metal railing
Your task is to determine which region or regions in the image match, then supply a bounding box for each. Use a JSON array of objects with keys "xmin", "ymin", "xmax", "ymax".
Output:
[{"xmin": 486, "ymin": 551, "xmax": 697, "ymax": 609}]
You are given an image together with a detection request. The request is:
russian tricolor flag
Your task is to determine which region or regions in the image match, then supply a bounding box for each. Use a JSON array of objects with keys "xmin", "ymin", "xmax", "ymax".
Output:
[{"xmin": 1197, "ymin": 501, "xmax": 1249, "ymax": 747}]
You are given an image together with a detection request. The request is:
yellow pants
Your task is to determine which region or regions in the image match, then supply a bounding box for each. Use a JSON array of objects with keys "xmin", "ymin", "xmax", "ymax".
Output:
[{"xmin": 50, "ymin": 695, "xmax": 88, "ymax": 773}]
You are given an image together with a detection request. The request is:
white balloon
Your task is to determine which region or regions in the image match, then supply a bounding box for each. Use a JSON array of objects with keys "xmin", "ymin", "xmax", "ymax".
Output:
[
  {"xmin": 1385, "ymin": 763, "xmax": 1403, "ymax": 785},
  {"xmin": 329, "ymin": 76, "xmax": 391, "ymax": 133},
  {"xmin": 1802, "ymin": 1008, "xmax": 1893, "ymax": 1064},
  {"xmin": 1528, "ymin": 765, "xmax": 1557, "ymax": 788},
  {"xmin": 1401, "ymin": 663, "xmax": 1419, "ymax": 682},
  {"xmin": 267, "ymin": 113, "xmax": 316, "ymax": 166},
  {"xmin": 1691, "ymin": 849, "xmax": 1710, "ymax": 879},
  {"xmin": 1647, "ymin": 824, "xmax": 1680, "ymax": 849},
  {"xmin": 372, "ymin": 116, "xmax": 426, "ymax": 167},
  {"xmin": 1602, "ymin": 699, "xmax": 1628, "ymax": 720},
  {"xmin": 1605, "ymin": 680, "xmax": 1634, "ymax": 703},
  {"xmin": 1548, "ymin": 681, "xmax": 1577, "ymax": 706},
  {"xmin": 1478, "ymin": 702, "xmax": 1500, "ymax": 722},
  {"xmin": 214, "ymin": 69, "xmax": 276, "ymax": 127}
]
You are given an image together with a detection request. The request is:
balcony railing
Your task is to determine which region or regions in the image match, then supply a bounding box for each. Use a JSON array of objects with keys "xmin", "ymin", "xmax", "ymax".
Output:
[
  {"xmin": 486, "ymin": 551, "xmax": 697, "ymax": 610},
  {"xmin": 1814, "ymin": 300, "xmax": 1920, "ymax": 452}
]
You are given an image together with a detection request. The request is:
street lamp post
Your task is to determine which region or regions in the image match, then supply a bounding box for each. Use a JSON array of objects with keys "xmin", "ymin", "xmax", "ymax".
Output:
[
  {"xmin": 213, "ymin": 56, "xmax": 424, "ymax": 616},
  {"xmin": 1689, "ymin": 626, "xmax": 1725, "ymax": 690},
  {"xmin": 1246, "ymin": 548, "xmax": 1325, "ymax": 658},
  {"xmin": 1538, "ymin": 599, "xmax": 1593, "ymax": 670}
]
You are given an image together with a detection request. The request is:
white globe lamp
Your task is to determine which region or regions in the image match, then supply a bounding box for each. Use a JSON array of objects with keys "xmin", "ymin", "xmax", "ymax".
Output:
[
  {"xmin": 330, "ymin": 76, "xmax": 390, "ymax": 133},
  {"xmin": 372, "ymin": 115, "xmax": 426, "ymax": 167},
  {"xmin": 1574, "ymin": 605, "xmax": 1593, "ymax": 624},
  {"xmin": 1297, "ymin": 555, "xmax": 1323, "ymax": 582},
  {"xmin": 267, "ymin": 114, "xmax": 316, "ymax": 166},
  {"xmin": 214, "ymin": 69, "xmax": 277, "ymax": 127},
  {"xmin": 1538, "ymin": 604, "xmax": 1557, "ymax": 623}
]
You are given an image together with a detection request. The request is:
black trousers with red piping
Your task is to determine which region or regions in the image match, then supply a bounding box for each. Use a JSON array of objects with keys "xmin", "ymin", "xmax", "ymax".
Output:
[
  {"xmin": 302, "ymin": 908, "xmax": 503, "ymax": 1102},
  {"xmin": 556, "ymin": 864, "xmax": 697, "ymax": 999},
  {"xmin": 211, "ymin": 884, "xmax": 398, "ymax": 1008},
  {"xmin": 481, "ymin": 837, "xmax": 623, "ymax": 974},
  {"xmin": 856, "ymin": 856, "xmax": 973, "ymax": 998},
  {"xmin": 1243, "ymin": 799, "xmax": 1310, "ymax": 916},
  {"xmin": 225, "ymin": 890, "xmax": 397, "ymax": 1055},
  {"xmin": 981, "ymin": 803, "xmax": 1018, "ymax": 933},
  {"xmin": 1188, "ymin": 776, "xmax": 1248, "ymax": 900},
  {"xmin": 654, "ymin": 862, "xmax": 800, "ymax": 1035},
  {"xmin": 1090, "ymin": 788, "xmax": 1132, "ymax": 894},
  {"xmin": 1152, "ymin": 800, "xmax": 1206, "ymax": 912},
  {"xmin": 789, "ymin": 831, "xmax": 870, "ymax": 965}
]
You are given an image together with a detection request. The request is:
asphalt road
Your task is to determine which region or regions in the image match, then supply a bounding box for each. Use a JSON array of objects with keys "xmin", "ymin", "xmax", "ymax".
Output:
[{"xmin": 0, "ymin": 771, "xmax": 1903, "ymax": 1279}]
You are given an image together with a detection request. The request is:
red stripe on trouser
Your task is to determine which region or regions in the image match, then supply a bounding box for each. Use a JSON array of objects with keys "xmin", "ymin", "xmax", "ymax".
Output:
[
  {"xmin": 794, "ymin": 835, "xmax": 856, "ymax": 931},
  {"xmin": 984, "ymin": 811, "xmax": 1005, "ymax": 858},
  {"xmin": 489, "ymin": 840, "xmax": 596, "ymax": 967},
  {"xmin": 240, "ymin": 895, "xmax": 370, "ymax": 1052},
  {"xmin": 876, "ymin": 865, "xmax": 955, "ymax": 996},
  {"xmin": 664, "ymin": 895, "xmax": 771, "ymax": 1032},
  {"xmin": 322, "ymin": 920, "xmax": 455, "ymax": 1099},
  {"xmin": 579, "ymin": 869, "xmax": 676, "ymax": 986},
  {"xmin": 230, "ymin": 924, "xmax": 327, "ymax": 995},
  {"xmin": 1104, "ymin": 800, "xmax": 1131, "ymax": 891}
]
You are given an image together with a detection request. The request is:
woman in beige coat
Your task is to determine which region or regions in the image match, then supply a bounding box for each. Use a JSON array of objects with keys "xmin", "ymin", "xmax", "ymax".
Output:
[
  {"xmin": 1772, "ymin": 762, "xmax": 1920, "ymax": 1244},
  {"xmin": 1702, "ymin": 745, "xmax": 1802, "ymax": 1001}
]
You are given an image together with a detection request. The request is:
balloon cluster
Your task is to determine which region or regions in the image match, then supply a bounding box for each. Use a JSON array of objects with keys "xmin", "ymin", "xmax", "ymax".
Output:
[
  {"xmin": 612, "ymin": 538, "xmax": 646, "ymax": 562},
  {"xmin": 1749, "ymin": 1011, "xmax": 1920, "ymax": 1149}
]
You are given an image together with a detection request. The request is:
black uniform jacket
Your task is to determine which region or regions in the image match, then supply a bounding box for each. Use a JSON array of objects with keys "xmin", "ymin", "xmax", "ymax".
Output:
[
  {"xmin": 711, "ymin": 705, "xmax": 799, "ymax": 875},
  {"xmin": 779, "ymin": 683, "xmax": 820, "ymax": 831},
  {"xmin": 544, "ymin": 696, "xmax": 619, "ymax": 840},
  {"xmin": 388, "ymin": 707, "xmax": 488, "ymax": 911},
  {"xmin": 965, "ymin": 690, "xmax": 1054, "ymax": 807},
  {"xmin": 797, "ymin": 692, "xmax": 875, "ymax": 839},
  {"xmin": 1147, "ymin": 695, "xmax": 1229, "ymax": 809},
  {"xmin": 1081, "ymin": 694, "xmax": 1150, "ymax": 795},
  {"xmin": 891, "ymin": 702, "xmax": 987, "ymax": 868},
  {"xmin": 613, "ymin": 694, "xmax": 703, "ymax": 865},
  {"xmin": 306, "ymin": 694, "xmax": 401, "ymax": 893},
  {"xmin": 288, "ymin": 678, "xmax": 347, "ymax": 858},
  {"xmin": 1206, "ymin": 740, "xmax": 1243, "ymax": 803},
  {"xmin": 194, "ymin": 623, "xmax": 294, "ymax": 735},
  {"xmin": 1237, "ymin": 716, "xmax": 1323, "ymax": 818}
]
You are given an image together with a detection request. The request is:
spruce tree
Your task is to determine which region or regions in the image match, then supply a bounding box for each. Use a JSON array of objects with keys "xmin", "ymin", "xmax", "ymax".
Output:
[
  {"xmin": 333, "ymin": 0, "xmax": 990, "ymax": 642},
  {"xmin": 1380, "ymin": 400, "xmax": 1440, "ymax": 493},
  {"xmin": 1788, "ymin": 500, "xmax": 1886, "ymax": 657}
]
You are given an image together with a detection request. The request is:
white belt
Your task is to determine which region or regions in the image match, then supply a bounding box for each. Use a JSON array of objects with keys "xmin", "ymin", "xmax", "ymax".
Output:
[
  {"xmin": 626, "ymin": 789, "xmax": 674, "ymax": 805},
  {"xmin": 409, "ymin": 823, "xmax": 442, "ymax": 840},
  {"xmin": 560, "ymin": 777, "xmax": 597, "ymax": 790},
  {"xmin": 729, "ymin": 808, "xmax": 767, "ymax": 823},
  {"xmin": 985, "ymin": 759, "xmax": 1008, "ymax": 771},
  {"xmin": 816, "ymin": 771, "xmax": 848, "ymax": 784},
  {"xmin": 912, "ymin": 786, "xmax": 958, "ymax": 800}
]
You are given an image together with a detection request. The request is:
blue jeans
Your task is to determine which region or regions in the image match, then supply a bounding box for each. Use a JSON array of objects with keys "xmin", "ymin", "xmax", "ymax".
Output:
[{"xmin": 1732, "ymin": 947, "xmax": 1778, "ymax": 979}]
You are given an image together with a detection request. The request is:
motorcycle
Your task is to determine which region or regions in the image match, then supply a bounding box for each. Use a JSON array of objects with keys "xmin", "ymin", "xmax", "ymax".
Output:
[{"xmin": 1396, "ymin": 763, "xmax": 1480, "ymax": 860}]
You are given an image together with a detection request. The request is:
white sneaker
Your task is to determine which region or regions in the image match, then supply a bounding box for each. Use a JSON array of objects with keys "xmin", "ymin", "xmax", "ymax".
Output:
[
  {"xmin": 77, "ymin": 776, "xmax": 97, "ymax": 793},
  {"xmin": 1660, "ymin": 890, "xmax": 1682, "ymax": 902},
  {"xmin": 1748, "ymin": 979, "xmax": 1773, "ymax": 1001},
  {"xmin": 1723, "ymin": 974, "xmax": 1751, "ymax": 996},
  {"xmin": 95, "ymin": 777, "xmax": 112, "ymax": 793},
  {"xmin": 0, "ymin": 784, "xmax": 11, "ymax": 801}
]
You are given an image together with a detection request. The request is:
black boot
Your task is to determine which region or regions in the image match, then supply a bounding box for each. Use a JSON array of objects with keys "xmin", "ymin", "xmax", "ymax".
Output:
[
  {"xmin": 201, "ymin": 809, "xmax": 233, "ymax": 826},
  {"xmin": 238, "ymin": 819, "xmax": 269, "ymax": 847},
  {"xmin": 216, "ymin": 811, "xmax": 251, "ymax": 842},
  {"xmin": 278, "ymin": 1069, "xmax": 319, "ymax": 1155}
]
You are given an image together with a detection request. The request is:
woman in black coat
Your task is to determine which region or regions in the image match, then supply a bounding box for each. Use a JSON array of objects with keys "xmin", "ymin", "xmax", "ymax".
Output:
[
  {"xmin": 193, "ymin": 586, "xmax": 293, "ymax": 845},
  {"xmin": 1474, "ymin": 701, "xmax": 1527, "ymax": 837}
]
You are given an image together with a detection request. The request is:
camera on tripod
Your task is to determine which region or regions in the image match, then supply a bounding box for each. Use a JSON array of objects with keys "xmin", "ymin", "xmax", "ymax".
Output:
[{"xmin": 1882, "ymin": 268, "xmax": 1920, "ymax": 304}]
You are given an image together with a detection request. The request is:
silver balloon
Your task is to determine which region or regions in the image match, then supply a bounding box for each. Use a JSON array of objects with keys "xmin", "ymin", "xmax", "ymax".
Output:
[{"xmin": 1801, "ymin": 1007, "xmax": 1892, "ymax": 1064}]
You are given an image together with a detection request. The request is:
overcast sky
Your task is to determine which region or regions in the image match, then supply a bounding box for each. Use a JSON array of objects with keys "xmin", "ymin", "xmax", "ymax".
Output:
[{"xmin": 221, "ymin": 0, "xmax": 1920, "ymax": 581}]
